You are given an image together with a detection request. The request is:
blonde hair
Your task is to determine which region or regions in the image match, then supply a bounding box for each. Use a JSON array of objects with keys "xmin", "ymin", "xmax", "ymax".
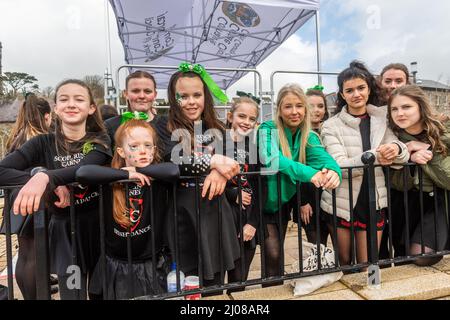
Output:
[
  {"xmin": 111, "ymin": 120, "xmax": 161, "ymax": 228},
  {"xmin": 275, "ymin": 84, "xmax": 311, "ymax": 164},
  {"xmin": 226, "ymin": 96, "xmax": 259, "ymax": 128}
]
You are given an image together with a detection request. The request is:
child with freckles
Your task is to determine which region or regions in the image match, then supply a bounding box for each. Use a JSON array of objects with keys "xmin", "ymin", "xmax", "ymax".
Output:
[{"xmin": 76, "ymin": 119, "xmax": 179, "ymax": 299}]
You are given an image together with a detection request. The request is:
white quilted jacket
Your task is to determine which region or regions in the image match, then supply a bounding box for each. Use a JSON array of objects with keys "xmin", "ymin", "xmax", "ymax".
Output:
[{"xmin": 320, "ymin": 105, "xmax": 409, "ymax": 221}]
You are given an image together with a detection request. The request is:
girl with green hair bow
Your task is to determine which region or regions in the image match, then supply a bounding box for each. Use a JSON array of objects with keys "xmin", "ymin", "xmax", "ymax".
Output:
[{"xmin": 154, "ymin": 64, "xmax": 241, "ymax": 289}]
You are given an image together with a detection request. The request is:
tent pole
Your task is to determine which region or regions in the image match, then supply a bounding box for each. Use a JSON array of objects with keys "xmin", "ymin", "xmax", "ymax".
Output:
[
  {"xmin": 105, "ymin": 0, "xmax": 115, "ymax": 107},
  {"xmin": 315, "ymin": 11, "xmax": 322, "ymax": 86}
]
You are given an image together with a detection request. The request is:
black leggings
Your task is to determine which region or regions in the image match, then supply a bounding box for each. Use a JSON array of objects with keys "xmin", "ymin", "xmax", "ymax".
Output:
[
  {"xmin": 262, "ymin": 222, "xmax": 288, "ymax": 286},
  {"xmin": 227, "ymin": 244, "xmax": 256, "ymax": 292},
  {"xmin": 15, "ymin": 235, "xmax": 37, "ymax": 300}
]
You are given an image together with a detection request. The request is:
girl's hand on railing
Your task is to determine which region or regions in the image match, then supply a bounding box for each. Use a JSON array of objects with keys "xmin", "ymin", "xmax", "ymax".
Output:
[
  {"xmin": 377, "ymin": 155, "xmax": 394, "ymax": 166},
  {"xmin": 300, "ymin": 204, "xmax": 313, "ymax": 225},
  {"xmin": 406, "ymin": 141, "xmax": 430, "ymax": 153},
  {"xmin": 120, "ymin": 167, "xmax": 151, "ymax": 186},
  {"xmin": 321, "ymin": 169, "xmax": 340, "ymax": 190},
  {"xmin": 54, "ymin": 186, "xmax": 70, "ymax": 208},
  {"xmin": 310, "ymin": 171, "xmax": 326, "ymax": 188},
  {"xmin": 128, "ymin": 171, "xmax": 151, "ymax": 186},
  {"xmin": 236, "ymin": 190, "xmax": 252, "ymax": 206},
  {"xmin": 13, "ymin": 172, "xmax": 49, "ymax": 215},
  {"xmin": 377, "ymin": 144, "xmax": 399, "ymax": 161},
  {"xmin": 202, "ymin": 169, "xmax": 227, "ymax": 200},
  {"xmin": 210, "ymin": 154, "xmax": 240, "ymax": 180},
  {"xmin": 410, "ymin": 149, "xmax": 433, "ymax": 165}
]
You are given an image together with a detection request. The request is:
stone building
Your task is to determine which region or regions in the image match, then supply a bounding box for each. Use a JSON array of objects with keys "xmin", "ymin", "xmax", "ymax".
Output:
[{"xmin": 417, "ymin": 79, "xmax": 450, "ymax": 115}]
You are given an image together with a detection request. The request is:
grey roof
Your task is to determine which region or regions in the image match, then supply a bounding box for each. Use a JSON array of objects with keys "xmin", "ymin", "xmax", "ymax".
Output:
[
  {"xmin": 0, "ymin": 98, "xmax": 22, "ymax": 123},
  {"xmin": 417, "ymin": 79, "xmax": 450, "ymax": 90}
]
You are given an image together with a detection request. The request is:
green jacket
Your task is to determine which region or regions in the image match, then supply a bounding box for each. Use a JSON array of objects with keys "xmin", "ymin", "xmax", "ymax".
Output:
[
  {"xmin": 258, "ymin": 120, "xmax": 342, "ymax": 213},
  {"xmin": 391, "ymin": 123, "xmax": 450, "ymax": 192}
]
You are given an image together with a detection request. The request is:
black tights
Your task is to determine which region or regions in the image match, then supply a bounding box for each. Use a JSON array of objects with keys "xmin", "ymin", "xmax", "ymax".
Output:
[
  {"xmin": 227, "ymin": 245, "xmax": 256, "ymax": 293},
  {"xmin": 15, "ymin": 236, "xmax": 37, "ymax": 300},
  {"xmin": 262, "ymin": 222, "xmax": 288, "ymax": 286}
]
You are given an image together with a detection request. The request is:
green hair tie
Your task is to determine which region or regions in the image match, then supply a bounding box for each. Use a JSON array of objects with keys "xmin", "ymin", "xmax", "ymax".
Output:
[
  {"xmin": 120, "ymin": 111, "xmax": 149, "ymax": 124},
  {"xmin": 308, "ymin": 85, "xmax": 324, "ymax": 92},
  {"xmin": 178, "ymin": 62, "xmax": 229, "ymax": 104}
]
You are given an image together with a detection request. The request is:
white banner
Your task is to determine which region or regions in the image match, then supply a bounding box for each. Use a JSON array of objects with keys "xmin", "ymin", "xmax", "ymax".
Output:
[
  {"xmin": 233, "ymin": 0, "xmax": 320, "ymax": 9},
  {"xmin": 109, "ymin": 0, "xmax": 319, "ymax": 88}
]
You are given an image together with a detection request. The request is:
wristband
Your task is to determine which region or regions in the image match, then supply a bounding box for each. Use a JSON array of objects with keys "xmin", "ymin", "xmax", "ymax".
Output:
[{"xmin": 30, "ymin": 166, "xmax": 48, "ymax": 177}]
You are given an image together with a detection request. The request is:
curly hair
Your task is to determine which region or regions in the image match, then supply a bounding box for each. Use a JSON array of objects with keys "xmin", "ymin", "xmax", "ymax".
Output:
[{"xmin": 388, "ymin": 85, "xmax": 448, "ymax": 156}]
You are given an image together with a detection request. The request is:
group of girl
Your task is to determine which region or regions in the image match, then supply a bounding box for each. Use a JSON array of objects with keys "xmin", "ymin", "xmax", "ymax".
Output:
[{"xmin": 0, "ymin": 59, "xmax": 449, "ymax": 300}]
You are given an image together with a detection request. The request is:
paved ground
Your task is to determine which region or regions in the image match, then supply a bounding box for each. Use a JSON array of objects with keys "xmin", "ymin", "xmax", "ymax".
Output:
[{"xmin": 2, "ymin": 198, "xmax": 450, "ymax": 300}]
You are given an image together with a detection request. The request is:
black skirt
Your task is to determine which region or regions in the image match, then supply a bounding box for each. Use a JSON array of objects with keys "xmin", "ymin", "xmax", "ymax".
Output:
[
  {"xmin": 166, "ymin": 186, "xmax": 240, "ymax": 281},
  {"xmin": 263, "ymin": 195, "xmax": 296, "ymax": 240},
  {"xmin": 89, "ymin": 255, "xmax": 166, "ymax": 300},
  {"xmin": 49, "ymin": 211, "xmax": 100, "ymax": 276},
  {"xmin": 406, "ymin": 188, "xmax": 448, "ymax": 251}
]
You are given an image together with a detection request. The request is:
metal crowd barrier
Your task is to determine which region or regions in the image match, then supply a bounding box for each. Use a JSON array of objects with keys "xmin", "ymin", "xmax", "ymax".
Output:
[{"xmin": 1, "ymin": 154, "xmax": 449, "ymax": 300}]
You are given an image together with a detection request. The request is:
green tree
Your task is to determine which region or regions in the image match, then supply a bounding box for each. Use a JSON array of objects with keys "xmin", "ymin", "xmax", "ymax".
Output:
[{"xmin": 0, "ymin": 72, "xmax": 38, "ymax": 96}]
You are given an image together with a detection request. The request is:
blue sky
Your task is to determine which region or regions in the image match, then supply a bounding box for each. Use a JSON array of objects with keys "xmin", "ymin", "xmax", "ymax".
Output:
[
  {"xmin": 299, "ymin": 0, "xmax": 360, "ymax": 72},
  {"xmin": 228, "ymin": 0, "xmax": 450, "ymax": 95}
]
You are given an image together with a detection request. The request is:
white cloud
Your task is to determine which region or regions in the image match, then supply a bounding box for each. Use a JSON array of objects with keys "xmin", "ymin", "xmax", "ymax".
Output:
[
  {"xmin": 332, "ymin": 0, "xmax": 450, "ymax": 83},
  {"xmin": 0, "ymin": 0, "xmax": 124, "ymax": 89},
  {"xmin": 227, "ymin": 34, "xmax": 343, "ymax": 99},
  {"xmin": 1, "ymin": 0, "xmax": 448, "ymax": 97}
]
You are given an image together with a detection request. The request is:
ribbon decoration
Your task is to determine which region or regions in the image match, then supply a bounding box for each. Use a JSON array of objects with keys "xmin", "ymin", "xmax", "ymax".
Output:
[
  {"xmin": 308, "ymin": 85, "xmax": 325, "ymax": 92},
  {"xmin": 236, "ymin": 91, "xmax": 261, "ymax": 105},
  {"xmin": 178, "ymin": 62, "xmax": 229, "ymax": 104},
  {"xmin": 120, "ymin": 111, "xmax": 149, "ymax": 124}
]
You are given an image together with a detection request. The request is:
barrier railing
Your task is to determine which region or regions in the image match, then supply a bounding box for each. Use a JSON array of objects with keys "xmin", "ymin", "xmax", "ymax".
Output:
[{"xmin": 1, "ymin": 155, "xmax": 449, "ymax": 300}]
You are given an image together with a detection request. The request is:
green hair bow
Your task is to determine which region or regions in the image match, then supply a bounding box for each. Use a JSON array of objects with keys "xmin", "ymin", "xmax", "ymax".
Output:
[
  {"xmin": 308, "ymin": 85, "xmax": 324, "ymax": 92},
  {"xmin": 120, "ymin": 111, "xmax": 149, "ymax": 124},
  {"xmin": 236, "ymin": 91, "xmax": 261, "ymax": 105},
  {"xmin": 178, "ymin": 62, "xmax": 229, "ymax": 104}
]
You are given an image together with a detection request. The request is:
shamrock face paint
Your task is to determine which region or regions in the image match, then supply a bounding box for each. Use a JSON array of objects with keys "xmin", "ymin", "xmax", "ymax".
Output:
[
  {"xmin": 116, "ymin": 127, "xmax": 156, "ymax": 168},
  {"xmin": 175, "ymin": 77, "xmax": 205, "ymax": 122}
]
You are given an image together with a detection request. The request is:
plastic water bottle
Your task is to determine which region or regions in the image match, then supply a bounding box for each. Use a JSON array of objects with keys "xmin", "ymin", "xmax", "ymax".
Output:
[{"xmin": 167, "ymin": 262, "xmax": 185, "ymax": 293}]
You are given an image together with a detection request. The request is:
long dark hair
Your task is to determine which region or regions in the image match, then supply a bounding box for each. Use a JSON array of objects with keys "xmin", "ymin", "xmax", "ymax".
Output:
[
  {"xmin": 167, "ymin": 71, "xmax": 225, "ymax": 133},
  {"xmin": 53, "ymin": 79, "xmax": 109, "ymax": 154},
  {"xmin": 336, "ymin": 60, "xmax": 380, "ymax": 112},
  {"xmin": 388, "ymin": 85, "xmax": 448, "ymax": 156},
  {"xmin": 6, "ymin": 94, "xmax": 51, "ymax": 153}
]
